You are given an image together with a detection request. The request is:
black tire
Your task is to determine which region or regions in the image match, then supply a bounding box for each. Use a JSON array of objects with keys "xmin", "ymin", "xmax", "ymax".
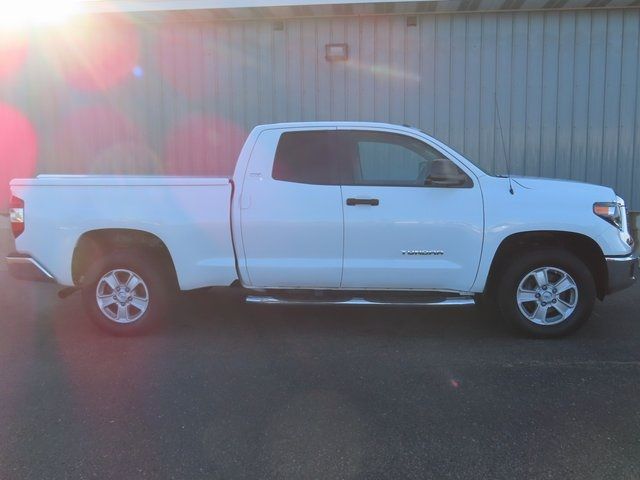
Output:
[
  {"xmin": 81, "ymin": 249, "xmax": 175, "ymax": 336},
  {"xmin": 497, "ymin": 248, "xmax": 596, "ymax": 338}
]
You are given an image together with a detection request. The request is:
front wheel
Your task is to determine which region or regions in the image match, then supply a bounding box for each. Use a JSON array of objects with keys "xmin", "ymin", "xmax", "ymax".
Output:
[
  {"xmin": 82, "ymin": 249, "xmax": 175, "ymax": 336},
  {"xmin": 497, "ymin": 249, "xmax": 596, "ymax": 337}
]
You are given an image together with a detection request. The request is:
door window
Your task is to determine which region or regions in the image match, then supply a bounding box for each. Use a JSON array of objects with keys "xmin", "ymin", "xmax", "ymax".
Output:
[
  {"xmin": 272, "ymin": 129, "xmax": 470, "ymax": 188},
  {"xmin": 338, "ymin": 130, "xmax": 468, "ymax": 187},
  {"xmin": 272, "ymin": 130, "xmax": 343, "ymax": 185}
]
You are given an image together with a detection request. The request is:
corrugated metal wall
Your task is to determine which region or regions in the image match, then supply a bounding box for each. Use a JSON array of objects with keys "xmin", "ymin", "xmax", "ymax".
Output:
[{"xmin": 1, "ymin": 8, "xmax": 640, "ymax": 208}]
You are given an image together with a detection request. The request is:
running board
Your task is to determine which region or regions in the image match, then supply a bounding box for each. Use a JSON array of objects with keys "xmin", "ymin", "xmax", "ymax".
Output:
[{"xmin": 245, "ymin": 295, "xmax": 476, "ymax": 307}]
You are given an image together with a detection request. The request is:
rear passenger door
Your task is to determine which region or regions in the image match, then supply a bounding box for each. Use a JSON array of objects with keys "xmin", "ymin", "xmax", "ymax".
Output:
[{"xmin": 239, "ymin": 128, "xmax": 345, "ymax": 288}]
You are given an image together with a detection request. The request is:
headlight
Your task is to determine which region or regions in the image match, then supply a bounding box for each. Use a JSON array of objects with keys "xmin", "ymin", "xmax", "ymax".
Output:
[{"xmin": 593, "ymin": 202, "xmax": 623, "ymax": 230}]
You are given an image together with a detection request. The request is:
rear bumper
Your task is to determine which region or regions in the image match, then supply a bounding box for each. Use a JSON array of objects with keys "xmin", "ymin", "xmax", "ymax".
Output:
[
  {"xmin": 606, "ymin": 254, "xmax": 638, "ymax": 294},
  {"xmin": 5, "ymin": 253, "xmax": 55, "ymax": 283}
]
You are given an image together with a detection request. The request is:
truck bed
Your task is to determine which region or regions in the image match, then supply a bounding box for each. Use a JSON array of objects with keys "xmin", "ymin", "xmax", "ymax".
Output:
[{"xmin": 10, "ymin": 175, "xmax": 238, "ymax": 289}]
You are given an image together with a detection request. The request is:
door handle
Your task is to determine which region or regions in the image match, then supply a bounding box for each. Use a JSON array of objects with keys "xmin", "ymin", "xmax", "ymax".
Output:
[{"xmin": 346, "ymin": 198, "xmax": 380, "ymax": 206}]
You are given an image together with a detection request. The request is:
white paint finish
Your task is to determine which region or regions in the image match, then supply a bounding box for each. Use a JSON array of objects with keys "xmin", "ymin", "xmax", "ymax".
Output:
[
  {"xmin": 470, "ymin": 174, "xmax": 633, "ymax": 292},
  {"xmin": 14, "ymin": 176, "xmax": 230, "ymax": 187},
  {"xmin": 341, "ymin": 185, "xmax": 484, "ymax": 291},
  {"xmin": 237, "ymin": 127, "xmax": 344, "ymax": 288},
  {"xmin": 10, "ymin": 180, "xmax": 236, "ymax": 289},
  {"xmin": 336, "ymin": 124, "xmax": 484, "ymax": 291},
  {"xmin": 9, "ymin": 121, "xmax": 635, "ymax": 296}
]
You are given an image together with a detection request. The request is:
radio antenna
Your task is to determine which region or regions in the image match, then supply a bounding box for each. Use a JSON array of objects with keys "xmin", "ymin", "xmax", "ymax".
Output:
[{"xmin": 495, "ymin": 94, "xmax": 514, "ymax": 195}]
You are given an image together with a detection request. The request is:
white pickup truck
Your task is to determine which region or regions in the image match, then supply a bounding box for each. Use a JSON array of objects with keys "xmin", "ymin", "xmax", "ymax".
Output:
[{"xmin": 6, "ymin": 122, "xmax": 638, "ymax": 337}]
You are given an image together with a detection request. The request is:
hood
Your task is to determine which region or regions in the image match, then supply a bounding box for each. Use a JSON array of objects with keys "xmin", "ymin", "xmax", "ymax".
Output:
[{"xmin": 510, "ymin": 175, "xmax": 618, "ymax": 202}]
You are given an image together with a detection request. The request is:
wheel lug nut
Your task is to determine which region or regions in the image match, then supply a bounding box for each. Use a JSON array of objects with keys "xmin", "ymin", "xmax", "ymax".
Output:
[
  {"xmin": 125, "ymin": 288, "xmax": 130, "ymax": 292},
  {"xmin": 552, "ymin": 288, "xmax": 557, "ymax": 294},
  {"xmin": 112, "ymin": 295, "xmax": 117, "ymax": 300},
  {"xmin": 535, "ymin": 293, "xmax": 541, "ymax": 298},
  {"xmin": 541, "ymin": 302, "xmax": 547, "ymax": 306},
  {"xmin": 542, "ymin": 285, "xmax": 547, "ymax": 290},
  {"xmin": 552, "ymin": 299, "xmax": 557, "ymax": 303}
]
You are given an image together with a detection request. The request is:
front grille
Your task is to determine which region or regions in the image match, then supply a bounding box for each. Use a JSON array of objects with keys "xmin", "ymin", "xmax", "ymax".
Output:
[{"xmin": 627, "ymin": 210, "xmax": 640, "ymax": 253}]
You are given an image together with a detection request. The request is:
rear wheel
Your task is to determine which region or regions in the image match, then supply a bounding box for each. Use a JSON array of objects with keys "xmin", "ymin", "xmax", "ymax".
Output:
[
  {"xmin": 497, "ymin": 248, "xmax": 596, "ymax": 337},
  {"xmin": 82, "ymin": 249, "xmax": 174, "ymax": 335}
]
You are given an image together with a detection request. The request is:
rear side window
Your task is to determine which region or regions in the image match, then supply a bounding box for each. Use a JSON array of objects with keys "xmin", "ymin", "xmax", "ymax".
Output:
[{"xmin": 272, "ymin": 131, "xmax": 343, "ymax": 185}]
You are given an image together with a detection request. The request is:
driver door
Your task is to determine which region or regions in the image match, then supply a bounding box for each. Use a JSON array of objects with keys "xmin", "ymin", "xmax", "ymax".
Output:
[{"xmin": 338, "ymin": 128, "xmax": 484, "ymax": 292}]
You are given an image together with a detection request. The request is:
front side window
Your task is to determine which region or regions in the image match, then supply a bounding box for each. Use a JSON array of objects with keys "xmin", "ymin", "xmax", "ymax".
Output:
[{"xmin": 338, "ymin": 130, "xmax": 470, "ymax": 187}]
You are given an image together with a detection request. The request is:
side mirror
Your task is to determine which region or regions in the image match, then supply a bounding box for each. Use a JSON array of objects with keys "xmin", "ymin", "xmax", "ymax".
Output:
[{"xmin": 426, "ymin": 159, "xmax": 467, "ymax": 187}]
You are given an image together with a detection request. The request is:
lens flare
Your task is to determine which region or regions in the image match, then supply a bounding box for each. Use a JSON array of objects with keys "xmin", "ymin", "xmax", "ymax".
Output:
[
  {"xmin": 163, "ymin": 115, "xmax": 246, "ymax": 175},
  {"xmin": 0, "ymin": 32, "xmax": 28, "ymax": 82},
  {"xmin": 48, "ymin": 13, "xmax": 139, "ymax": 91},
  {"xmin": 157, "ymin": 27, "xmax": 205, "ymax": 99},
  {"xmin": 89, "ymin": 142, "xmax": 162, "ymax": 175},
  {"xmin": 155, "ymin": 23, "xmax": 240, "ymax": 100},
  {"xmin": 54, "ymin": 105, "xmax": 141, "ymax": 172},
  {"xmin": 0, "ymin": 104, "xmax": 37, "ymax": 210},
  {"xmin": 0, "ymin": 0, "xmax": 79, "ymax": 28}
]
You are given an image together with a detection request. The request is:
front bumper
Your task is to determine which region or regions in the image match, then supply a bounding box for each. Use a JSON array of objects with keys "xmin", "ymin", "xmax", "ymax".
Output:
[
  {"xmin": 5, "ymin": 253, "xmax": 55, "ymax": 283},
  {"xmin": 606, "ymin": 254, "xmax": 638, "ymax": 294}
]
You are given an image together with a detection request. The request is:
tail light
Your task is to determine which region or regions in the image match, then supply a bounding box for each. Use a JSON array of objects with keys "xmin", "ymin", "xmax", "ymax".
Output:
[{"xmin": 9, "ymin": 195, "xmax": 24, "ymax": 238}]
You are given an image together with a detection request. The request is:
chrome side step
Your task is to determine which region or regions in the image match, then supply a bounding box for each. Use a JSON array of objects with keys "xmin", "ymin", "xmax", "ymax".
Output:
[{"xmin": 245, "ymin": 295, "xmax": 475, "ymax": 307}]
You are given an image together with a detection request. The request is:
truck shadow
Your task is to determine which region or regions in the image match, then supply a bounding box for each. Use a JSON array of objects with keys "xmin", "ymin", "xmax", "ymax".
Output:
[
  {"xmin": 167, "ymin": 286, "xmax": 637, "ymax": 343},
  {"xmin": 170, "ymin": 291, "xmax": 516, "ymax": 341},
  {"xmin": 11, "ymin": 278, "xmax": 632, "ymax": 343}
]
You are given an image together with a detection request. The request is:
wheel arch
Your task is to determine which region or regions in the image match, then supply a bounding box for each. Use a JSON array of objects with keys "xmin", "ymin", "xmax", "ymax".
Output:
[
  {"xmin": 485, "ymin": 231, "xmax": 608, "ymax": 300},
  {"xmin": 72, "ymin": 228, "xmax": 178, "ymax": 288}
]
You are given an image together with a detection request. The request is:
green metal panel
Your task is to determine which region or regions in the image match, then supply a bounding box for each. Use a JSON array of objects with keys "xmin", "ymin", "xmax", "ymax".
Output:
[{"xmin": 2, "ymin": 8, "xmax": 640, "ymax": 211}]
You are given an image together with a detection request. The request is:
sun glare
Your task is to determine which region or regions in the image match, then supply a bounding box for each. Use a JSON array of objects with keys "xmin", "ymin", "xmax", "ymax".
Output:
[{"xmin": 0, "ymin": 0, "xmax": 80, "ymax": 29}]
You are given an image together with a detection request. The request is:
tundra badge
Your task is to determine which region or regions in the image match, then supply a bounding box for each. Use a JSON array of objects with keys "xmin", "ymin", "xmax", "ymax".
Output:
[{"xmin": 401, "ymin": 250, "xmax": 445, "ymax": 256}]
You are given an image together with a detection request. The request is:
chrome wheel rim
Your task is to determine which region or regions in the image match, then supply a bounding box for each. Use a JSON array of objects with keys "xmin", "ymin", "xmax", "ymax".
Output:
[
  {"xmin": 96, "ymin": 269, "xmax": 150, "ymax": 324},
  {"xmin": 516, "ymin": 267, "xmax": 579, "ymax": 326}
]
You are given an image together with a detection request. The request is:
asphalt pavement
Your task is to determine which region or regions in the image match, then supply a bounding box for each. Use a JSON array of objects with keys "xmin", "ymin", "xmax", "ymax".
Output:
[{"xmin": 0, "ymin": 271, "xmax": 639, "ymax": 479}]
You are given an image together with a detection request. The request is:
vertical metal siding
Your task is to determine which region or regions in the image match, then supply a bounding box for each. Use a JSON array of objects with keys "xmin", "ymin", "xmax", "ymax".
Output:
[{"xmin": 2, "ymin": 8, "xmax": 640, "ymax": 209}]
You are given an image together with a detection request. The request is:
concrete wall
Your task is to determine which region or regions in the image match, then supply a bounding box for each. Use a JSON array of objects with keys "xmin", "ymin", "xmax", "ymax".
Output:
[{"xmin": 1, "ymin": 8, "xmax": 640, "ymax": 209}]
